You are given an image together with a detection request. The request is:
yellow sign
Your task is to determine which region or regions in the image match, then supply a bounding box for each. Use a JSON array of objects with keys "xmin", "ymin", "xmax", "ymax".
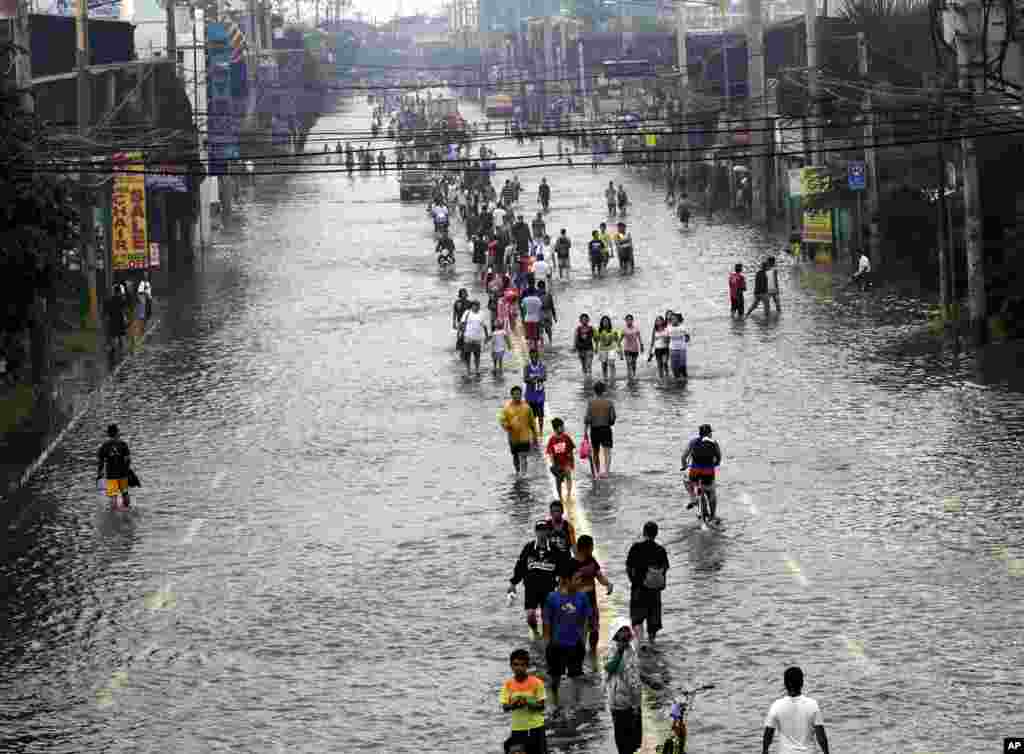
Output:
[
  {"xmin": 112, "ymin": 152, "xmax": 148, "ymax": 271},
  {"xmin": 800, "ymin": 166, "xmax": 831, "ymax": 196},
  {"xmin": 645, "ymin": 134, "xmax": 657, "ymax": 147},
  {"xmin": 803, "ymin": 209, "xmax": 832, "ymax": 244}
]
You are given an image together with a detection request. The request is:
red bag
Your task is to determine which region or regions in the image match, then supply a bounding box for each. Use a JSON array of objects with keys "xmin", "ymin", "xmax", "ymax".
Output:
[{"xmin": 579, "ymin": 435, "xmax": 591, "ymax": 460}]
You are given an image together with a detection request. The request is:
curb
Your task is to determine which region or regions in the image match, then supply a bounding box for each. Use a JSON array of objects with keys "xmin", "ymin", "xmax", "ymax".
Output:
[{"xmin": 2, "ymin": 316, "xmax": 164, "ymax": 502}]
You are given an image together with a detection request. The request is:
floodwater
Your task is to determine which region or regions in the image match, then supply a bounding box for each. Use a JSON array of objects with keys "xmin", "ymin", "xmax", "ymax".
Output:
[{"xmin": 1, "ymin": 97, "xmax": 1022, "ymax": 754}]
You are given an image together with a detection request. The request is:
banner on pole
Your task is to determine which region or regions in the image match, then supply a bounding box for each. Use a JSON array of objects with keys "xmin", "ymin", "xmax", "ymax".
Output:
[
  {"xmin": 802, "ymin": 209, "xmax": 832, "ymax": 244},
  {"xmin": 799, "ymin": 166, "xmax": 831, "ymax": 196},
  {"xmin": 111, "ymin": 152, "xmax": 148, "ymax": 270}
]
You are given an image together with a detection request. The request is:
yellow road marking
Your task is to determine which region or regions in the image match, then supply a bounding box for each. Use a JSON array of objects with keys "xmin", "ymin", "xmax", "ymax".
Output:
[
  {"xmin": 143, "ymin": 584, "xmax": 177, "ymax": 610},
  {"xmin": 784, "ymin": 556, "xmax": 809, "ymax": 587},
  {"xmin": 507, "ymin": 321, "xmax": 665, "ymax": 751}
]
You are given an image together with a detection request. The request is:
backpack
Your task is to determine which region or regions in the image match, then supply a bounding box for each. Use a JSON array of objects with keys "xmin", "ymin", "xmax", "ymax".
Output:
[{"xmin": 643, "ymin": 565, "xmax": 666, "ymax": 590}]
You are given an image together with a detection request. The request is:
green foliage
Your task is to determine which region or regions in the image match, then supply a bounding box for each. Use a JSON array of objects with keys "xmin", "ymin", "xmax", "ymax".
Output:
[
  {"xmin": 0, "ymin": 48, "xmax": 81, "ymax": 338},
  {"xmin": 838, "ymin": 0, "xmax": 930, "ymax": 26},
  {"xmin": 0, "ymin": 383, "xmax": 34, "ymax": 434}
]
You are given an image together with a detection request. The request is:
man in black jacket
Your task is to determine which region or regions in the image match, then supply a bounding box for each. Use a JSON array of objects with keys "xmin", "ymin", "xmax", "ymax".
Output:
[
  {"xmin": 508, "ymin": 521, "xmax": 566, "ymax": 638},
  {"xmin": 626, "ymin": 521, "xmax": 669, "ymax": 648}
]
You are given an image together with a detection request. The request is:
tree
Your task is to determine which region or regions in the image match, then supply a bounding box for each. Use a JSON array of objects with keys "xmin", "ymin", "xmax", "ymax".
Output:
[{"xmin": 0, "ymin": 47, "xmax": 81, "ymax": 359}]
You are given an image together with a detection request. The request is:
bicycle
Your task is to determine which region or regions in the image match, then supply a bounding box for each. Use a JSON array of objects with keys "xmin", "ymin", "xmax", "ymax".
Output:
[
  {"xmin": 664, "ymin": 684, "xmax": 715, "ymax": 752},
  {"xmin": 683, "ymin": 472, "xmax": 714, "ymax": 529}
]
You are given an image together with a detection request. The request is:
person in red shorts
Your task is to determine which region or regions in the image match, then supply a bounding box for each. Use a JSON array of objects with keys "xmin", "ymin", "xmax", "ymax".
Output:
[{"xmin": 545, "ymin": 418, "xmax": 576, "ymax": 502}]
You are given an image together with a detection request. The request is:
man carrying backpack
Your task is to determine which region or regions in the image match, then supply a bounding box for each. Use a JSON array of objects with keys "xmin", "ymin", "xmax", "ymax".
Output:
[{"xmin": 625, "ymin": 521, "xmax": 669, "ymax": 649}]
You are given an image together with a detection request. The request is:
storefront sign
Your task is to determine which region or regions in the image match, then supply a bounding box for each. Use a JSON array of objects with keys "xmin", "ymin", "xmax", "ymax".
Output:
[
  {"xmin": 800, "ymin": 166, "xmax": 831, "ymax": 196},
  {"xmin": 802, "ymin": 209, "xmax": 833, "ymax": 244},
  {"xmin": 111, "ymin": 152, "xmax": 148, "ymax": 270}
]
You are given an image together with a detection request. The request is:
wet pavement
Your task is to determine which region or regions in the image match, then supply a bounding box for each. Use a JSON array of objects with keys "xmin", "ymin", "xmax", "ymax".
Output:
[{"xmin": 1, "ymin": 97, "xmax": 1023, "ymax": 754}]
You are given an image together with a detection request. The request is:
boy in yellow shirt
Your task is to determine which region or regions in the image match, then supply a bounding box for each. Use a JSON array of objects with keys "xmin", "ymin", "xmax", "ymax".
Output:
[
  {"xmin": 500, "ymin": 385, "xmax": 538, "ymax": 478},
  {"xmin": 500, "ymin": 648, "xmax": 547, "ymax": 754}
]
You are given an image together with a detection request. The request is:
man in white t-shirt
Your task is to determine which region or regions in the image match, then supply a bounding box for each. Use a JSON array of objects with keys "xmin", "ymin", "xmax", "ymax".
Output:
[
  {"xmin": 459, "ymin": 300, "xmax": 489, "ymax": 376},
  {"xmin": 762, "ymin": 666, "xmax": 829, "ymax": 754},
  {"xmin": 853, "ymin": 250, "xmax": 871, "ymax": 290},
  {"xmin": 532, "ymin": 254, "xmax": 550, "ymax": 283},
  {"xmin": 520, "ymin": 287, "xmax": 544, "ymax": 351}
]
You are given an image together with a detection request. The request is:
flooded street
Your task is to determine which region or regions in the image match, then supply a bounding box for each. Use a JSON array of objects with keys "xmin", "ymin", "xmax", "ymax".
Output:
[{"xmin": 2, "ymin": 98, "xmax": 1022, "ymax": 754}]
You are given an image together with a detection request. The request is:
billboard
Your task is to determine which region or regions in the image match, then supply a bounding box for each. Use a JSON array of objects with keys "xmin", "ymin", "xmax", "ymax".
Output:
[
  {"xmin": 207, "ymin": 22, "xmax": 241, "ymax": 175},
  {"xmin": 111, "ymin": 152, "xmax": 148, "ymax": 270}
]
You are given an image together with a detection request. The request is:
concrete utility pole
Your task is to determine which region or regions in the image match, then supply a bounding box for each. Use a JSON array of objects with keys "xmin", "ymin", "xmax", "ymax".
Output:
[
  {"xmin": 77, "ymin": 0, "xmax": 99, "ymax": 329},
  {"xmin": 166, "ymin": 0, "xmax": 177, "ymax": 59},
  {"xmin": 954, "ymin": 0, "xmax": 987, "ymax": 339},
  {"xmin": 804, "ymin": 0, "xmax": 821, "ymax": 162},
  {"xmin": 857, "ymin": 32, "xmax": 880, "ymax": 268},
  {"xmin": 674, "ymin": 0, "xmax": 689, "ymax": 186},
  {"xmin": 13, "ymin": 0, "xmax": 32, "ymax": 112},
  {"xmin": 747, "ymin": 0, "xmax": 766, "ymax": 223}
]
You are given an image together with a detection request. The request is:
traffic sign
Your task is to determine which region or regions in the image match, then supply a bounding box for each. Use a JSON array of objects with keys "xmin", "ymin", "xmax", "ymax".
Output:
[{"xmin": 848, "ymin": 161, "xmax": 866, "ymax": 191}]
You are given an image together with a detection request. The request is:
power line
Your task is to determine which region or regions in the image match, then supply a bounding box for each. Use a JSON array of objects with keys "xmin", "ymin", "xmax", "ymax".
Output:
[{"xmin": 16, "ymin": 119, "xmax": 1024, "ymax": 176}]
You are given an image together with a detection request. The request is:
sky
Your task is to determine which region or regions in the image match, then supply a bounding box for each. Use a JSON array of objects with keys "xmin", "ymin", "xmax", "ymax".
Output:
[{"xmin": 350, "ymin": 0, "xmax": 445, "ymax": 23}]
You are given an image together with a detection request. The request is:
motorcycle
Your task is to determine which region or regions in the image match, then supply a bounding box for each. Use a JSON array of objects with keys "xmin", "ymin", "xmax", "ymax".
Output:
[{"xmin": 437, "ymin": 251, "xmax": 456, "ymax": 275}]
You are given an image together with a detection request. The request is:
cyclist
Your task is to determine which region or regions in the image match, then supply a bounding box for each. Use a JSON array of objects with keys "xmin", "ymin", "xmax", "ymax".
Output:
[
  {"xmin": 681, "ymin": 424, "xmax": 722, "ymax": 520},
  {"xmin": 538, "ymin": 178, "xmax": 551, "ymax": 211}
]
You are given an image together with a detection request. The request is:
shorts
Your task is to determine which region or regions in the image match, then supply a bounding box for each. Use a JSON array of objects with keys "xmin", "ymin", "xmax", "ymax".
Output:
[
  {"xmin": 670, "ymin": 350, "xmax": 687, "ymax": 372},
  {"xmin": 731, "ymin": 293, "xmax": 745, "ymax": 314},
  {"xmin": 510, "ymin": 441, "xmax": 532, "ymax": 457},
  {"xmin": 654, "ymin": 347, "xmax": 669, "ymax": 362},
  {"xmin": 598, "ymin": 350, "xmax": 617, "ymax": 364},
  {"xmin": 505, "ymin": 727, "xmax": 548, "ymax": 754},
  {"xmin": 528, "ymin": 401, "xmax": 545, "ymax": 419},
  {"xmin": 545, "ymin": 640, "xmax": 585, "ymax": 681},
  {"xmin": 105, "ymin": 478, "xmax": 129, "ymax": 497},
  {"xmin": 525, "ymin": 321, "xmax": 540, "ymax": 342},
  {"xmin": 584, "ymin": 590, "xmax": 600, "ymax": 642},
  {"xmin": 463, "ymin": 340, "xmax": 482, "ymax": 356},
  {"xmin": 590, "ymin": 426, "xmax": 613, "ymax": 450},
  {"xmin": 524, "ymin": 587, "xmax": 553, "ymax": 611},
  {"xmin": 629, "ymin": 586, "xmax": 663, "ymax": 634},
  {"xmin": 557, "ymin": 254, "xmax": 570, "ymax": 267},
  {"xmin": 623, "ymin": 350, "xmax": 639, "ymax": 364},
  {"xmin": 688, "ymin": 469, "xmax": 715, "ymax": 485},
  {"xmin": 549, "ymin": 464, "xmax": 573, "ymax": 483}
]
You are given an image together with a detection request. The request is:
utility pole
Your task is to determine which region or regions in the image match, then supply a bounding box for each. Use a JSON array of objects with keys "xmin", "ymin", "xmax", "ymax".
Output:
[
  {"xmin": 77, "ymin": 0, "xmax": 98, "ymax": 329},
  {"xmin": 166, "ymin": 0, "xmax": 176, "ymax": 59},
  {"xmin": 13, "ymin": 0, "xmax": 32, "ymax": 112},
  {"xmin": 804, "ymin": 0, "xmax": 820, "ymax": 162},
  {"xmin": 747, "ymin": 0, "xmax": 766, "ymax": 223},
  {"xmin": 929, "ymin": 74, "xmax": 952, "ymax": 319},
  {"xmin": 674, "ymin": 0, "xmax": 689, "ymax": 188},
  {"xmin": 857, "ymin": 31, "xmax": 880, "ymax": 269},
  {"xmin": 954, "ymin": 0, "xmax": 987, "ymax": 340}
]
